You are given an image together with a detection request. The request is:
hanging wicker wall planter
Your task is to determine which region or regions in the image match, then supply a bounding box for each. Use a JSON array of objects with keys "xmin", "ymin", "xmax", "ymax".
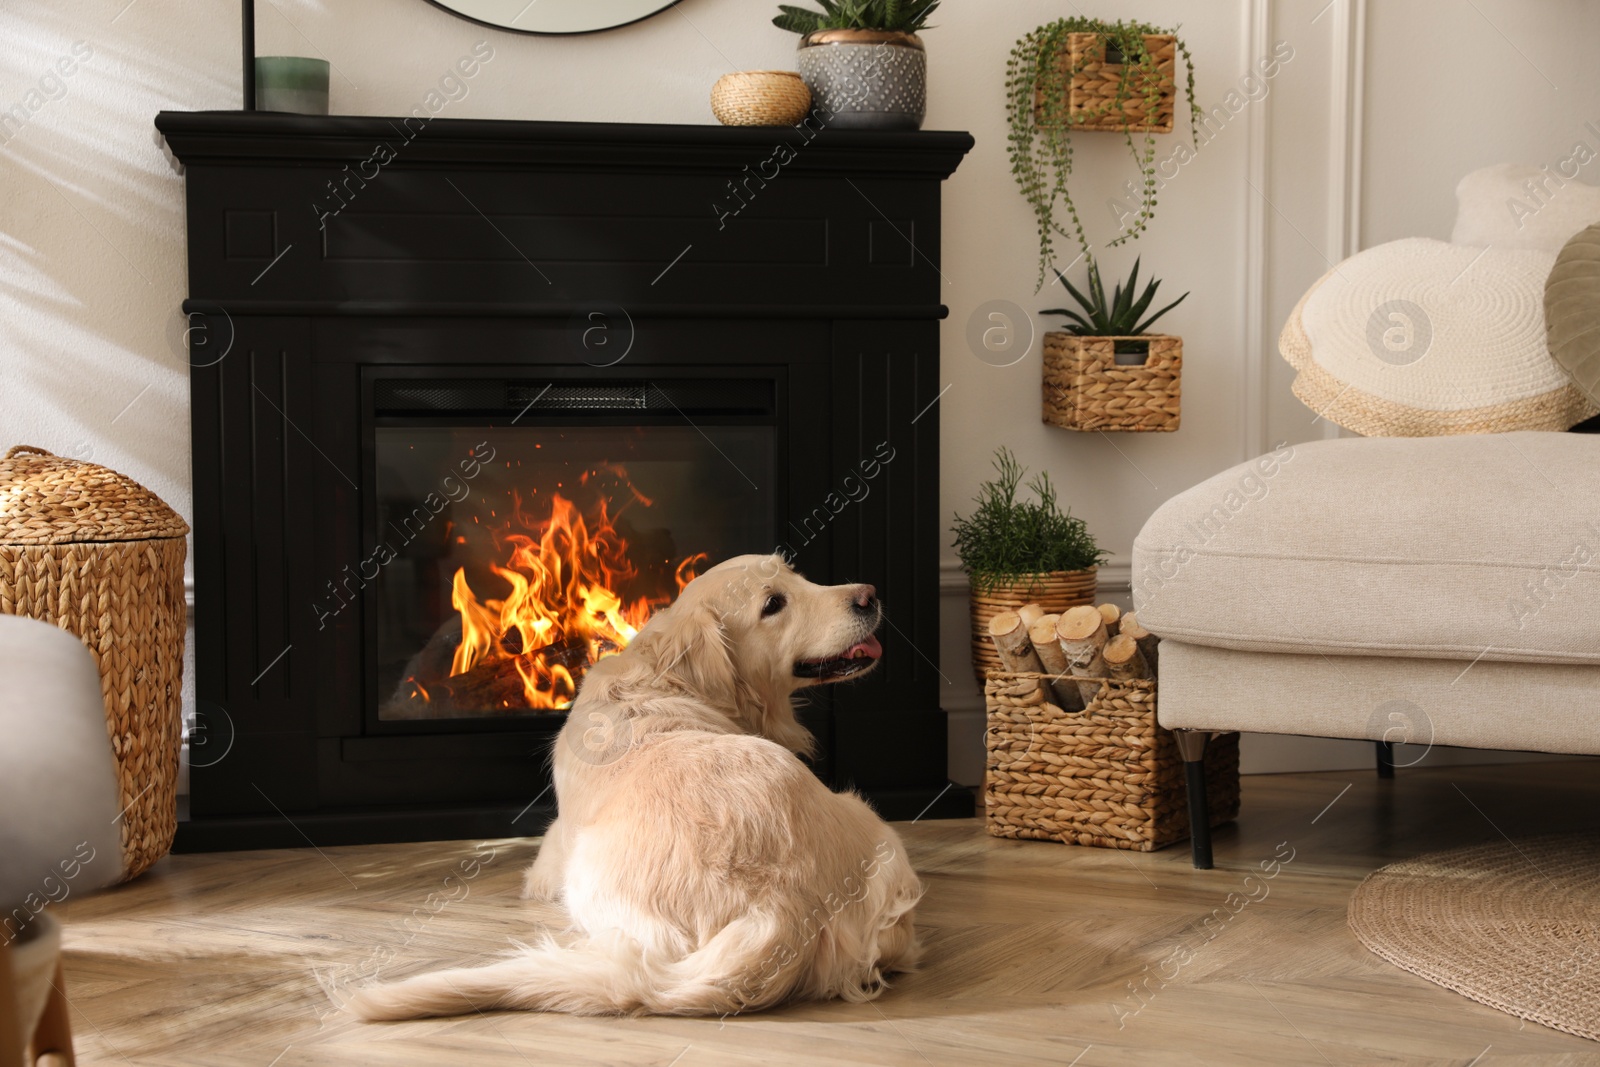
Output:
[
  {"xmin": 0, "ymin": 446, "xmax": 188, "ymax": 881},
  {"xmin": 1036, "ymin": 33, "xmax": 1177, "ymax": 132},
  {"xmin": 1043, "ymin": 332, "xmax": 1182, "ymax": 432},
  {"xmin": 968, "ymin": 569, "xmax": 1097, "ymax": 684}
]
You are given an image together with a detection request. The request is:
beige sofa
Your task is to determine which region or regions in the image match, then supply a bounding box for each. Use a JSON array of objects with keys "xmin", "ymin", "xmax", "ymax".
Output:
[{"xmin": 1131, "ymin": 431, "xmax": 1600, "ymax": 867}]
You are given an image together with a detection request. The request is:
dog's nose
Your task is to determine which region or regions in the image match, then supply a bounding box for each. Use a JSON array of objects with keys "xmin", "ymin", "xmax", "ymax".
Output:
[{"xmin": 852, "ymin": 584, "xmax": 878, "ymax": 612}]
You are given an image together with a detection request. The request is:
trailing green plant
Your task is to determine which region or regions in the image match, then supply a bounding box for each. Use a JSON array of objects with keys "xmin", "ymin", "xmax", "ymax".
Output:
[
  {"xmin": 951, "ymin": 447, "xmax": 1105, "ymax": 594},
  {"xmin": 1006, "ymin": 18, "xmax": 1198, "ymax": 290},
  {"xmin": 1041, "ymin": 257, "xmax": 1188, "ymax": 339},
  {"xmin": 773, "ymin": 0, "xmax": 940, "ymax": 35}
]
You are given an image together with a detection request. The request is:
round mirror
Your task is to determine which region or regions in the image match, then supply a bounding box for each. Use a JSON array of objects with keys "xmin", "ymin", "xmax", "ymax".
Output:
[{"xmin": 424, "ymin": 0, "xmax": 685, "ymax": 35}]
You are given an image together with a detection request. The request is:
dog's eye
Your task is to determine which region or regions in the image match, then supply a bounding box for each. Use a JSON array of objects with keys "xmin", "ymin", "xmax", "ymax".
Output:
[{"xmin": 761, "ymin": 594, "xmax": 786, "ymax": 618}]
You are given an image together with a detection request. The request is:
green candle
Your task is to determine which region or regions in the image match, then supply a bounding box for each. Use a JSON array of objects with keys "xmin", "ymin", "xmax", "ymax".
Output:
[{"xmin": 254, "ymin": 56, "xmax": 329, "ymax": 115}]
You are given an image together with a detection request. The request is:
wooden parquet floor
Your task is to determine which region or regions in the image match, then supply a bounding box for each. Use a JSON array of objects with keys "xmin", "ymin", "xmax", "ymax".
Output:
[{"xmin": 53, "ymin": 760, "xmax": 1600, "ymax": 1066}]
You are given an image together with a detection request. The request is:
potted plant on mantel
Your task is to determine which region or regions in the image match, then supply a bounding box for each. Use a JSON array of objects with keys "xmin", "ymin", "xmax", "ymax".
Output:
[
  {"xmin": 1006, "ymin": 17, "xmax": 1198, "ymax": 289},
  {"xmin": 1041, "ymin": 257, "xmax": 1188, "ymax": 433},
  {"xmin": 773, "ymin": 0, "xmax": 940, "ymax": 130},
  {"xmin": 952, "ymin": 447, "xmax": 1105, "ymax": 683}
]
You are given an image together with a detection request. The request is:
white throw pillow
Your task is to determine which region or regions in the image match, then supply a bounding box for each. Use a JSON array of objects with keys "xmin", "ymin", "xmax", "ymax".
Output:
[{"xmin": 1450, "ymin": 162, "xmax": 1600, "ymax": 253}]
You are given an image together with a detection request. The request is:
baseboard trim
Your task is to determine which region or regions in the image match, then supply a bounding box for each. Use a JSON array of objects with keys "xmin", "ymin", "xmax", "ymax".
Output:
[
  {"xmin": 939, "ymin": 560, "xmax": 1131, "ymax": 596},
  {"xmin": 173, "ymin": 783, "xmax": 975, "ymax": 852}
]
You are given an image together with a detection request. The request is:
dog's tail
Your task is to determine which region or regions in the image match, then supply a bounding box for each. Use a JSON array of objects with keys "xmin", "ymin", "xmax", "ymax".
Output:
[{"xmin": 344, "ymin": 915, "xmax": 793, "ymax": 1020}]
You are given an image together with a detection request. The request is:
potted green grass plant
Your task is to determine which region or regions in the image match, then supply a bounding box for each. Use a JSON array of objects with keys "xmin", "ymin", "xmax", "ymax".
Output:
[
  {"xmin": 952, "ymin": 447, "xmax": 1104, "ymax": 681},
  {"xmin": 774, "ymin": 0, "xmax": 940, "ymax": 130}
]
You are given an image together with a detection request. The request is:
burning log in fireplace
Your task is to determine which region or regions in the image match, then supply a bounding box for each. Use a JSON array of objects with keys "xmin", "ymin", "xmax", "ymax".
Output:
[{"xmin": 384, "ymin": 617, "xmax": 609, "ymax": 719}]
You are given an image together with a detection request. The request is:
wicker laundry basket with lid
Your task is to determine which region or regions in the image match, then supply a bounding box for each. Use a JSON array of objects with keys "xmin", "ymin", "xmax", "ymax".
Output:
[{"xmin": 0, "ymin": 446, "xmax": 188, "ymax": 880}]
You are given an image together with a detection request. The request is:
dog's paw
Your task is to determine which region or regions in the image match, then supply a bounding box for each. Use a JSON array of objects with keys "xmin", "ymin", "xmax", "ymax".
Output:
[{"xmin": 520, "ymin": 862, "xmax": 559, "ymax": 902}]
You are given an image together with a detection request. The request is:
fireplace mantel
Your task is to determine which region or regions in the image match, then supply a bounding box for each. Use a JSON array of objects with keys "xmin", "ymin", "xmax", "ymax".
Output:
[
  {"xmin": 157, "ymin": 111, "xmax": 972, "ymax": 319},
  {"xmin": 156, "ymin": 111, "xmax": 973, "ymax": 177},
  {"xmin": 159, "ymin": 111, "xmax": 974, "ymax": 850}
]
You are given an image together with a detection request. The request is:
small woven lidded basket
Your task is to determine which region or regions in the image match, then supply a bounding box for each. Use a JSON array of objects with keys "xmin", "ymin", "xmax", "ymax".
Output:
[
  {"xmin": 1043, "ymin": 333, "xmax": 1182, "ymax": 433},
  {"xmin": 1035, "ymin": 33, "xmax": 1177, "ymax": 132},
  {"xmin": 985, "ymin": 671, "xmax": 1239, "ymax": 851},
  {"xmin": 711, "ymin": 70, "xmax": 813, "ymax": 126},
  {"xmin": 969, "ymin": 570, "xmax": 1096, "ymax": 684},
  {"xmin": 0, "ymin": 446, "xmax": 188, "ymax": 881}
]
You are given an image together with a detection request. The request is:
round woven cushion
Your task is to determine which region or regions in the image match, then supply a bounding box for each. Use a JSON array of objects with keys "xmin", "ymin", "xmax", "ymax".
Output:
[
  {"xmin": 1545, "ymin": 221, "xmax": 1600, "ymax": 406},
  {"xmin": 1349, "ymin": 833, "xmax": 1600, "ymax": 1042},
  {"xmin": 1281, "ymin": 238, "xmax": 1598, "ymax": 435}
]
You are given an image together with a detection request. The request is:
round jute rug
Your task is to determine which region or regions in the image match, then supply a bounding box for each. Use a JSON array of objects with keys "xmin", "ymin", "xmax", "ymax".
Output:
[{"xmin": 1348, "ymin": 834, "xmax": 1600, "ymax": 1041}]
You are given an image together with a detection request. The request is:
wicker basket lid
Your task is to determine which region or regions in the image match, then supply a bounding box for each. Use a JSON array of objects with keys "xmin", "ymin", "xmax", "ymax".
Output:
[{"xmin": 0, "ymin": 445, "xmax": 189, "ymax": 545}]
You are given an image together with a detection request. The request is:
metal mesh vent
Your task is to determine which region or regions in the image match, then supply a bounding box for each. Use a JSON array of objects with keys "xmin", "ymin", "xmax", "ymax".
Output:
[
  {"xmin": 508, "ymin": 384, "xmax": 648, "ymax": 410},
  {"xmin": 374, "ymin": 379, "xmax": 773, "ymax": 416}
]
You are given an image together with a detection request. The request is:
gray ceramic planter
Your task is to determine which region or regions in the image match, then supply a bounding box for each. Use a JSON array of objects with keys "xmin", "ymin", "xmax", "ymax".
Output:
[{"xmin": 797, "ymin": 30, "xmax": 926, "ymax": 131}]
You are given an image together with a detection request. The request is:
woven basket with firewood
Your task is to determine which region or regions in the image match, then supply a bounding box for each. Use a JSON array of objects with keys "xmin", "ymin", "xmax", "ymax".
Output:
[{"xmin": 983, "ymin": 602, "xmax": 1240, "ymax": 851}]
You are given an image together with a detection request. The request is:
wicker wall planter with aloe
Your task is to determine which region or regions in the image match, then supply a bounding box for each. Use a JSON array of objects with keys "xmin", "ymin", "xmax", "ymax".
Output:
[
  {"xmin": 1043, "ymin": 333, "xmax": 1182, "ymax": 432},
  {"xmin": 1041, "ymin": 259, "xmax": 1187, "ymax": 433},
  {"xmin": 0, "ymin": 446, "xmax": 188, "ymax": 881},
  {"xmin": 985, "ymin": 672, "xmax": 1240, "ymax": 850}
]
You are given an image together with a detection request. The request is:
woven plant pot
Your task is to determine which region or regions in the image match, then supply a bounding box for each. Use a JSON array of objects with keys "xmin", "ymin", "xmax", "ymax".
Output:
[
  {"xmin": 968, "ymin": 569, "xmax": 1097, "ymax": 684},
  {"xmin": 984, "ymin": 671, "xmax": 1240, "ymax": 850},
  {"xmin": 1034, "ymin": 33, "xmax": 1177, "ymax": 132},
  {"xmin": 710, "ymin": 70, "xmax": 813, "ymax": 127},
  {"xmin": 1043, "ymin": 332, "xmax": 1182, "ymax": 432},
  {"xmin": 0, "ymin": 446, "xmax": 188, "ymax": 881}
]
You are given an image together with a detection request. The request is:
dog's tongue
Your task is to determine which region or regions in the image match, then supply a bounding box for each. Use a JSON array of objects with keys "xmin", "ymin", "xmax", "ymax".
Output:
[{"xmin": 845, "ymin": 635, "xmax": 883, "ymax": 660}]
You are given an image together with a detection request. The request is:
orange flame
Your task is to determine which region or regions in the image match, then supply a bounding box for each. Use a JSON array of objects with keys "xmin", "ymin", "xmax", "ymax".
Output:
[{"xmin": 446, "ymin": 485, "xmax": 706, "ymax": 710}]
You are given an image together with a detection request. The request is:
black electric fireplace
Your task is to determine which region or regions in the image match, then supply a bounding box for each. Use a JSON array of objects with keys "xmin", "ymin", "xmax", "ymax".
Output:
[{"xmin": 158, "ymin": 112, "xmax": 973, "ymax": 850}]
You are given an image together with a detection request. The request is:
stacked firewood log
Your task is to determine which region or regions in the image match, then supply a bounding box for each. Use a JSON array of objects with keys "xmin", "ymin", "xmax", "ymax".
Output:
[{"xmin": 985, "ymin": 601, "xmax": 1160, "ymax": 709}]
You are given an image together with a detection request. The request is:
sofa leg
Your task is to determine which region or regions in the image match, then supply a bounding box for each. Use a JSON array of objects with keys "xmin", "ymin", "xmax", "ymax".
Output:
[
  {"xmin": 28, "ymin": 960, "xmax": 75, "ymax": 1066},
  {"xmin": 1174, "ymin": 729, "xmax": 1214, "ymax": 870},
  {"xmin": 1376, "ymin": 740, "xmax": 1396, "ymax": 779}
]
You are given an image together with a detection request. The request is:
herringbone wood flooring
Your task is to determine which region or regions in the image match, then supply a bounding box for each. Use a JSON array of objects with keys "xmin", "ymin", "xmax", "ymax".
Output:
[{"xmin": 53, "ymin": 760, "xmax": 1600, "ymax": 1065}]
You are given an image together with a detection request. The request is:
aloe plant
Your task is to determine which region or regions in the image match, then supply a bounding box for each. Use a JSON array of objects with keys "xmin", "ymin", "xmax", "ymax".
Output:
[
  {"xmin": 773, "ymin": 0, "xmax": 941, "ymax": 35},
  {"xmin": 1041, "ymin": 257, "xmax": 1187, "ymax": 337}
]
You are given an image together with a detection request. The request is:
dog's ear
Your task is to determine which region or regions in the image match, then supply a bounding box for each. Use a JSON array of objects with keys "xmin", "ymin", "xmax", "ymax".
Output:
[
  {"xmin": 639, "ymin": 600, "xmax": 741, "ymax": 709},
  {"xmin": 635, "ymin": 591, "xmax": 816, "ymax": 757}
]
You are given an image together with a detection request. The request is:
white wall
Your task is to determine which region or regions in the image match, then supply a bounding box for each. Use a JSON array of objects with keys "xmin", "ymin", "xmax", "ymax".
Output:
[{"xmin": 2, "ymin": 0, "xmax": 1584, "ymax": 788}]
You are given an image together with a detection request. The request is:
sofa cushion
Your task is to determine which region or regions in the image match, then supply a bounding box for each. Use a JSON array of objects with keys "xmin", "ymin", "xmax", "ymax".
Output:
[
  {"xmin": 1132, "ymin": 432, "xmax": 1600, "ymax": 665},
  {"xmin": 1156, "ymin": 641, "xmax": 1600, "ymax": 756},
  {"xmin": 1451, "ymin": 163, "xmax": 1600, "ymax": 254}
]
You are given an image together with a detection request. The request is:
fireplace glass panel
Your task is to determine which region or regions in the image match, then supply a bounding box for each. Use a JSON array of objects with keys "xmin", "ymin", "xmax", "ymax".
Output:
[{"xmin": 375, "ymin": 425, "xmax": 773, "ymax": 720}]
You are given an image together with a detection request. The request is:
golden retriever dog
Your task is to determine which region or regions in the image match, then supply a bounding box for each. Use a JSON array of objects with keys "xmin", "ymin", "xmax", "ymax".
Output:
[{"xmin": 347, "ymin": 554, "xmax": 922, "ymax": 1020}]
